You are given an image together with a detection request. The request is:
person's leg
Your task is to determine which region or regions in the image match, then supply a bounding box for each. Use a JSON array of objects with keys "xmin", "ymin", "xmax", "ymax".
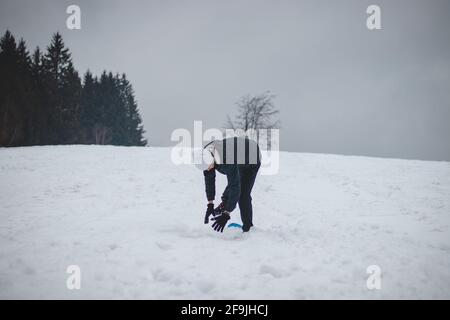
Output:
[{"xmin": 238, "ymin": 164, "xmax": 260, "ymax": 231}]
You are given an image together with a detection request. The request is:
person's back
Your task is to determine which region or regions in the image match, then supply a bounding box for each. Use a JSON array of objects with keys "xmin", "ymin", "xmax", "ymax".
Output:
[{"xmin": 206, "ymin": 136, "xmax": 262, "ymax": 166}]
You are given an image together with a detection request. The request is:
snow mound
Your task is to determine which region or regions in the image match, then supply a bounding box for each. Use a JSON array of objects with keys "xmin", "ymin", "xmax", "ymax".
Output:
[{"xmin": 0, "ymin": 145, "xmax": 449, "ymax": 299}]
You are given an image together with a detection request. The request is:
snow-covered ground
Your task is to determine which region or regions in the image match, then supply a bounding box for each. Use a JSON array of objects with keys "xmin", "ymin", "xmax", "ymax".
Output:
[{"xmin": 0, "ymin": 145, "xmax": 449, "ymax": 299}]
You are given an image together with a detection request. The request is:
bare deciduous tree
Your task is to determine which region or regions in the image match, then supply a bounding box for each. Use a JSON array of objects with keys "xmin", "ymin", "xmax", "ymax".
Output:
[{"xmin": 227, "ymin": 92, "xmax": 280, "ymax": 131}]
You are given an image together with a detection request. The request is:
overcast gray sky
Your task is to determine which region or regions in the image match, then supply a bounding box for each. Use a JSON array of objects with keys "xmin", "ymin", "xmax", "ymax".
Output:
[{"xmin": 1, "ymin": 0, "xmax": 449, "ymax": 160}]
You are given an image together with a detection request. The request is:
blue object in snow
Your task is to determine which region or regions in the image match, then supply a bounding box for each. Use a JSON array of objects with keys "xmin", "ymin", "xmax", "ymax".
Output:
[{"xmin": 228, "ymin": 223, "xmax": 242, "ymax": 229}]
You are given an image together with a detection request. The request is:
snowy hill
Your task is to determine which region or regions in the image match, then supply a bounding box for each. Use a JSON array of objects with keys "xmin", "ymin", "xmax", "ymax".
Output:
[{"xmin": 0, "ymin": 145, "xmax": 449, "ymax": 299}]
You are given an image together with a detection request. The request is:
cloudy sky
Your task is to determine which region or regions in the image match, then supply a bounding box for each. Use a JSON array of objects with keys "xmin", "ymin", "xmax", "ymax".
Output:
[{"xmin": 1, "ymin": 0, "xmax": 449, "ymax": 160}]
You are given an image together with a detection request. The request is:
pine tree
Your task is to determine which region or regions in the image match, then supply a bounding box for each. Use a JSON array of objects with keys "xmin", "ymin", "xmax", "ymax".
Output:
[
  {"xmin": 0, "ymin": 31, "xmax": 35, "ymax": 146},
  {"xmin": 30, "ymin": 47, "xmax": 47, "ymax": 145},
  {"xmin": 92, "ymin": 71, "xmax": 117, "ymax": 144},
  {"xmin": 79, "ymin": 70, "xmax": 98, "ymax": 143},
  {"xmin": 0, "ymin": 31, "xmax": 18, "ymax": 146},
  {"xmin": 109, "ymin": 73, "xmax": 128, "ymax": 145},
  {"xmin": 42, "ymin": 32, "xmax": 81, "ymax": 144},
  {"xmin": 16, "ymin": 39, "xmax": 36, "ymax": 145},
  {"xmin": 119, "ymin": 74, "xmax": 147, "ymax": 146},
  {"xmin": 61, "ymin": 62, "xmax": 82, "ymax": 143}
]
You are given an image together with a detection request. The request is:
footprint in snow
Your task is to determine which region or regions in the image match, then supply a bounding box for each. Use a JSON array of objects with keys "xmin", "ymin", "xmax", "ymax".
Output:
[
  {"xmin": 151, "ymin": 268, "xmax": 172, "ymax": 282},
  {"xmin": 259, "ymin": 264, "xmax": 289, "ymax": 278},
  {"xmin": 156, "ymin": 242, "xmax": 172, "ymax": 250},
  {"xmin": 109, "ymin": 244, "xmax": 119, "ymax": 250},
  {"xmin": 197, "ymin": 280, "xmax": 215, "ymax": 294}
]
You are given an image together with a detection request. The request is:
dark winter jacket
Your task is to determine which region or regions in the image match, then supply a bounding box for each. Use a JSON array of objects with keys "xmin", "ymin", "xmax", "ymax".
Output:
[{"xmin": 203, "ymin": 137, "xmax": 261, "ymax": 212}]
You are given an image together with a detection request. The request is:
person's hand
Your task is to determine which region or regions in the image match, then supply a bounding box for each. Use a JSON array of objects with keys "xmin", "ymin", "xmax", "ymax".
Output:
[
  {"xmin": 214, "ymin": 201, "xmax": 225, "ymax": 215},
  {"xmin": 211, "ymin": 211, "xmax": 230, "ymax": 233},
  {"xmin": 204, "ymin": 203, "xmax": 215, "ymax": 224}
]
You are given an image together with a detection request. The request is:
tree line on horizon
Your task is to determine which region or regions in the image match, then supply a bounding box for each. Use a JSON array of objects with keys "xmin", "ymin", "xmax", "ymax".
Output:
[{"xmin": 0, "ymin": 30, "xmax": 147, "ymax": 147}]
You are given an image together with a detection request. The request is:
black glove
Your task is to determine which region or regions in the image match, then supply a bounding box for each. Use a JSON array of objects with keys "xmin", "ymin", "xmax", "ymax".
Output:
[
  {"xmin": 204, "ymin": 203, "xmax": 215, "ymax": 224},
  {"xmin": 214, "ymin": 201, "xmax": 225, "ymax": 215},
  {"xmin": 211, "ymin": 211, "xmax": 230, "ymax": 233}
]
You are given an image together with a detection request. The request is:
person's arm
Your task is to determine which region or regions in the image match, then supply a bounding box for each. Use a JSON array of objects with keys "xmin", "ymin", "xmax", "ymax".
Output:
[
  {"xmin": 223, "ymin": 165, "xmax": 240, "ymax": 213},
  {"xmin": 203, "ymin": 169, "xmax": 215, "ymax": 203},
  {"xmin": 221, "ymin": 186, "xmax": 229, "ymax": 203}
]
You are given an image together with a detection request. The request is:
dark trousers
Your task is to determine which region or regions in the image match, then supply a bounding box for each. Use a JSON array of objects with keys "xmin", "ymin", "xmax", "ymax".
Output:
[{"xmin": 237, "ymin": 163, "xmax": 260, "ymax": 228}]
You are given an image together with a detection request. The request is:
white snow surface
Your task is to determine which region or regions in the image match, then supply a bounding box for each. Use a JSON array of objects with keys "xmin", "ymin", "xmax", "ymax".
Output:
[{"xmin": 0, "ymin": 145, "xmax": 449, "ymax": 299}]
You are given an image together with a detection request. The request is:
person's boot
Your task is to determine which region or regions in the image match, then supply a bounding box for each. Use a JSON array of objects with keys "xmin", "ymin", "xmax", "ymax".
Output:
[{"xmin": 242, "ymin": 224, "xmax": 252, "ymax": 232}]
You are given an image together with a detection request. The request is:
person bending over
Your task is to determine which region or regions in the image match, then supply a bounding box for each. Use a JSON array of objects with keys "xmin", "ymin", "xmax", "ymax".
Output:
[{"xmin": 203, "ymin": 136, "xmax": 261, "ymax": 233}]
